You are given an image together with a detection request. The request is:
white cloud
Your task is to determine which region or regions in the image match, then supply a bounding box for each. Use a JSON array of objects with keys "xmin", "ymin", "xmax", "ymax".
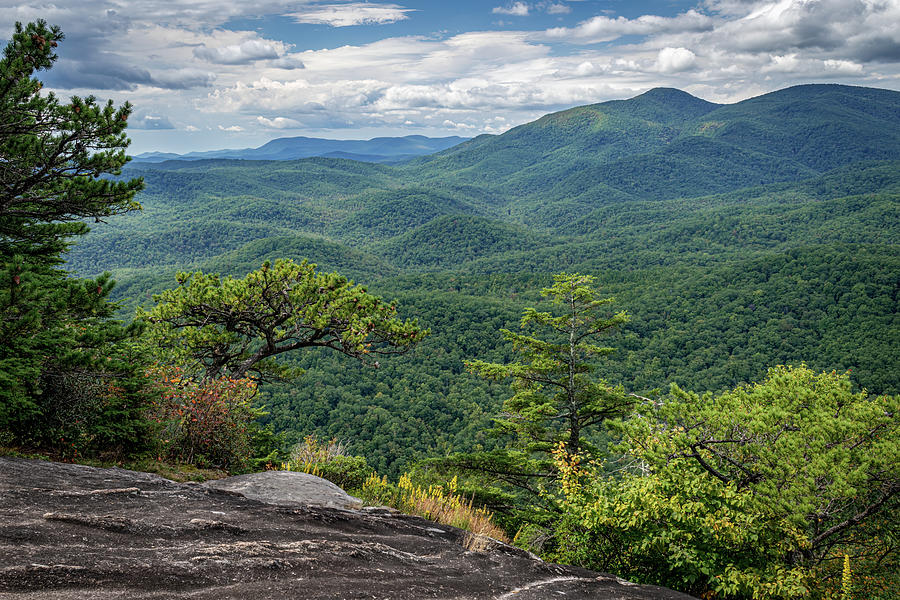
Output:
[
  {"xmin": 762, "ymin": 53, "xmax": 802, "ymax": 73},
  {"xmin": 6, "ymin": 0, "xmax": 897, "ymax": 153},
  {"xmin": 287, "ymin": 3, "xmax": 414, "ymax": 27},
  {"xmin": 493, "ymin": 3, "xmax": 530, "ymax": 16},
  {"xmin": 208, "ymin": 76, "xmax": 385, "ymax": 115},
  {"xmin": 545, "ymin": 9, "xmax": 714, "ymax": 43},
  {"xmin": 2, "ymin": 0, "xmax": 317, "ymax": 31},
  {"xmin": 545, "ymin": 3, "xmax": 571, "ymax": 15},
  {"xmin": 256, "ymin": 116, "xmax": 304, "ymax": 128},
  {"xmin": 575, "ymin": 61, "xmax": 596, "ymax": 76},
  {"xmin": 656, "ymin": 47, "xmax": 697, "ymax": 73},
  {"xmin": 707, "ymin": 0, "xmax": 900, "ymax": 62},
  {"xmin": 194, "ymin": 40, "xmax": 281, "ymax": 64},
  {"xmin": 824, "ymin": 59, "xmax": 864, "ymax": 74},
  {"xmin": 129, "ymin": 113, "xmax": 175, "ymax": 129},
  {"xmin": 184, "ymin": 125, "xmax": 201, "ymax": 132},
  {"xmin": 442, "ymin": 119, "xmax": 477, "ymax": 130}
]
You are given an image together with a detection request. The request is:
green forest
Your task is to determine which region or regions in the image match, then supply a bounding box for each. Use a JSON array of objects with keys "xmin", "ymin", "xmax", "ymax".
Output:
[{"xmin": 2, "ymin": 20, "xmax": 898, "ymax": 600}]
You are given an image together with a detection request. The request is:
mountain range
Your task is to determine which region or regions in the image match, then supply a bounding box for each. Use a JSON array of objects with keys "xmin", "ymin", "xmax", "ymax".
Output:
[
  {"xmin": 133, "ymin": 134, "xmax": 469, "ymax": 164},
  {"xmin": 68, "ymin": 83, "xmax": 900, "ymax": 474}
]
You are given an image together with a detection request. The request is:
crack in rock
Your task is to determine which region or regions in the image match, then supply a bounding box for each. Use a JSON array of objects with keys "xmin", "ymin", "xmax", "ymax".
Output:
[{"xmin": 41, "ymin": 513, "xmax": 246, "ymax": 537}]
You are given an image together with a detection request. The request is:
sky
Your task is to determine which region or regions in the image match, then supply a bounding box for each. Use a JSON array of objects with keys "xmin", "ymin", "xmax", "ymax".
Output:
[{"xmin": 4, "ymin": 0, "xmax": 899, "ymax": 154}]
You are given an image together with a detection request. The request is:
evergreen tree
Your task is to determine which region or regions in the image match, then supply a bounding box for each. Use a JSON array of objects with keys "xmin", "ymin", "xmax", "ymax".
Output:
[
  {"xmin": 466, "ymin": 273, "xmax": 631, "ymax": 461},
  {"xmin": 140, "ymin": 259, "xmax": 427, "ymax": 381},
  {"xmin": 0, "ymin": 21, "xmax": 147, "ymax": 454},
  {"xmin": 0, "ymin": 20, "xmax": 142, "ymax": 258},
  {"xmin": 431, "ymin": 274, "xmax": 630, "ymax": 528}
]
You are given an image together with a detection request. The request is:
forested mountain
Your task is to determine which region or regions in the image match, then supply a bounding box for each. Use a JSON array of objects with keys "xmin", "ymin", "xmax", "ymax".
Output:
[
  {"xmin": 67, "ymin": 84, "xmax": 900, "ymax": 475},
  {"xmin": 408, "ymin": 84, "xmax": 900, "ymax": 226},
  {"xmin": 133, "ymin": 134, "xmax": 468, "ymax": 164}
]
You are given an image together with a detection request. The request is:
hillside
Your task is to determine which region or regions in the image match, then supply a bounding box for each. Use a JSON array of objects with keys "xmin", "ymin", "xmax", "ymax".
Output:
[
  {"xmin": 685, "ymin": 85, "xmax": 900, "ymax": 170},
  {"xmin": 370, "ymin": 214, "xmax": 554, "ymax": 269},
  {"xmin": 66, "ymin": 84, "xmax": 900, "ymax": 474},
  {"xmin": 410, "ymin": 84, "xmax": 900, "ymax": 225}
]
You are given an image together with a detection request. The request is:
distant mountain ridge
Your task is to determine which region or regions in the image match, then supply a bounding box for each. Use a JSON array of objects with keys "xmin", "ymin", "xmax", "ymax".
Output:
[
  {"xmin": 133, "ymin": 134, "xmax": 469, "ymax": 164},
  {"xmin": 110, "ymin": 84, "xmax": 900, "ymax": 274},
  {"xmin": 402, "ymin": 84, "xmax": 900, "ymax": 230},
  {"xmin": 416, "ymin": 84, "xmax": 900, "ymax": 178}
]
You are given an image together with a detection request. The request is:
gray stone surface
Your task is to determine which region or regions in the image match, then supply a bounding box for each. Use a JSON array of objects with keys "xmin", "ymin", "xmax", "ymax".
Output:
[
  {"xmin": 0, "ymin": 457, "xmax": 697, "ymax": 599},
  {"xmin": 204, "ymin": 470, "xmax": 364, "ymax": 510}
]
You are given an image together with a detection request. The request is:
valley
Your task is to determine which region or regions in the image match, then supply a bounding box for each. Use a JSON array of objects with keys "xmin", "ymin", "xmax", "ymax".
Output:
[
  {"xmin": 67, "ymin": 84, "xmax": 900, "ymax": 475},
  {"xmin": 5, "ymin": 8, "xmax": 899, "ymax": 597}
]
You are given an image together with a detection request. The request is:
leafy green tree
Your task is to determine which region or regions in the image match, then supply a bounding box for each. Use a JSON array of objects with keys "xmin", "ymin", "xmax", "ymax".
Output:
[
  {"xmin": 140, "ymin": 258, "xmax": 427, "ymax": 381},
  {"xmin": 0, "ymin": 21, "xmax": 148, "ymax": 454},
  {"xmin": 466, "ymin": 273, "xmax": 631, "ymax": 460},
  {"xmin": 552, "ymin": 365, "xmax": 899, "ymax": 599}
]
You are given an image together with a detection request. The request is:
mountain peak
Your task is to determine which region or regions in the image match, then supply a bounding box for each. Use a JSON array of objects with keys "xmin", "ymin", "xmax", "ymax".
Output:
[
  {"xmin": 637, "ymin": 87, "xmax": 703, "ymax": 101},
  {"xmin": 613, "ymin": 87, "xmax": 721, "ymax": 121},
  {"xmin": 741, "ymin": 83, "xmax": 900, "ymax": 107}
]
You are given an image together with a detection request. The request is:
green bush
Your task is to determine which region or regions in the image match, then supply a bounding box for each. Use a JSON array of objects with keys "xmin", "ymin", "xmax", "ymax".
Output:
[
  {"xmin": 549, "ymin": 366, "xmax": 899, "ymax": 599},
  {"xmin": 308, "ymin": 455, "xmax": 373, "ymax": 491}
]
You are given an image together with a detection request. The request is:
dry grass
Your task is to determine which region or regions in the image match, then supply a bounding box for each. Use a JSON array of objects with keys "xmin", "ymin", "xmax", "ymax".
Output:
[
  {"xmin": 462, "ymin": 531, "xmax": 500, "ymax": 552},
  {"xmin": 290, "ymin": 434, "xmax": 347, "ymax": 464},
  {"xmin": 361, "ymin": 473, "xmax": 509, "ymax": 546}
]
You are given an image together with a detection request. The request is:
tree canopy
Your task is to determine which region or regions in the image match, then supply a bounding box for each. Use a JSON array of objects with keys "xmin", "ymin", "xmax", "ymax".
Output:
[
  {"xmin": 552, "ymin": 365, "xmax": 899, "ymax": 599},
  {"xmin": 141, "ymin": 258, "xmax": 427, "ymax": 381},
  {"xmin": 0, "ymin": 20, "xmax": 148, "ymax": 455}
]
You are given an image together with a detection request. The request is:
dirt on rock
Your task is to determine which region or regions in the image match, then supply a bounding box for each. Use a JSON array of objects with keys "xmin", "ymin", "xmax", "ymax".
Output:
[{"xmin": 0, "ymin": 457, "xmax": 695, "ymax": 599}]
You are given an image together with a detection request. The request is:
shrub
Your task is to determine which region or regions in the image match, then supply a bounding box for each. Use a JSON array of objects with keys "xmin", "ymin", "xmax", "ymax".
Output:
[
  {"xmin": 548, "ymin": 366, "xmax": 899, "ymax": 599},
  {"xmin": 36, "ymin": 366, "xmax": 145, "ymax": 459},
  {"xmin": 309, "ymin": 455, "xmax": 373, "ymax": 490},
  {"xmin": 147, "ymin": 366, "xmax": 258, "ymax": 470},
  {"xmin": 290, "ymin": 434, "xmax": 348, "ymax": 464},
  {"xmin": 282, "ymin": 435, "xmax": 373, "ymax": 490}
]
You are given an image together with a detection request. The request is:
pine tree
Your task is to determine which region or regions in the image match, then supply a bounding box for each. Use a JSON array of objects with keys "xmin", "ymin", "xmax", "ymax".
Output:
[
  {"xmin": 466, "ymin": 273, "xmax": 631, "ymax": 461},
  {"xmin": 0, "ymin": 20, "xmax": 142, "ymax": 258},
  {"xmin": 428, "ymin": 274, "xmax": 631, "ymax": 529},
  {"xmin": 140, "ymin": 259, "xmax": 427, "ymax": 381},
  {"xmin": 0, "ymin": 21, "xmax": 147, "ymax": 454}
]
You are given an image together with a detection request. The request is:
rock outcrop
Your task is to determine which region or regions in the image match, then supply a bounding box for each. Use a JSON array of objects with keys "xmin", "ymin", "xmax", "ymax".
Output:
[
  {"xmin": 204, "ymin": 471, "xmax": 364, "ymax": 510},
  {"xmin": 0, "ymin": 457, "xmax": 695, "ymax": 599}
]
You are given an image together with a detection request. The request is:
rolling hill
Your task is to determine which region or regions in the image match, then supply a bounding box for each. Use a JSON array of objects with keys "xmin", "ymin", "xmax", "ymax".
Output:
[{"xmin": 67, "ymin": 84, "xmax": 900, "ymax": 474}]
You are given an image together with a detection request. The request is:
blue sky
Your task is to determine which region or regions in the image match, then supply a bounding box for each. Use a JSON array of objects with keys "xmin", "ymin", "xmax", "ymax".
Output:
[{"xmin": 4, "ymin": 0, "xmax": 899, "ymax": 153}]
